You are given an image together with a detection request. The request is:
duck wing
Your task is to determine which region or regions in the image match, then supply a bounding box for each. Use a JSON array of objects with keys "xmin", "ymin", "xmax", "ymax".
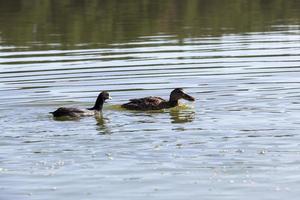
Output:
[
  {"xmin": 129, "ymin": 96, "xmax": 165, "ymax": 103},
  {"xmin": 122, "ymin": 96, "xmax": 167, "ymax": 110}
]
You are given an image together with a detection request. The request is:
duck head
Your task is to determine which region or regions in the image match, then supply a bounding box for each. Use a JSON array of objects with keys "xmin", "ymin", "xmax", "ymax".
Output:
[
  {"xmin": 100, "ymin": 91, "xmax": 111, "ymax": 100},
  {"xmin": 169, "ymin": 88, "xmax": 195, "ymax": 102}
]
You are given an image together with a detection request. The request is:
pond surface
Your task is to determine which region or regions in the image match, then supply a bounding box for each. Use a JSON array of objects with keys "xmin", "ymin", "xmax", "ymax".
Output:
[{"xmin": 1, "ymin": 1, "xmax": 300, "ymax": 199}]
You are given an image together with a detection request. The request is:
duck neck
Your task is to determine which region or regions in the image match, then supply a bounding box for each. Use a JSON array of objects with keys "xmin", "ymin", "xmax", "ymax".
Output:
[
  {"xmin": 89, "ymin": 94, "xmax": 104, "ymax": 111},
  {"xmin": 168, "ymin": 99, "xmax": 178, "ymax": 107}
]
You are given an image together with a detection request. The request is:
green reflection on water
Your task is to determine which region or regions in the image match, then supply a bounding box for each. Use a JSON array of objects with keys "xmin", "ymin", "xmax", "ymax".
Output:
[{"xmin": 0, "ymin": 0, "xmax": 299, "ymax": 49}]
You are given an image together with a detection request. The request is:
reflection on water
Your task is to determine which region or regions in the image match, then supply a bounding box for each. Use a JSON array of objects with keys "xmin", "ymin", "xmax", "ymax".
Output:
[
  {"xmin": 1, "ymin": 0, "xmax": 300, "ymax": 200},
  {"xmin": 169, "ymin": 108, "xmax": 195, "ymax": 124},
  {"xmin": 0, "ymin": 0, "xmax": 299, "ymax": 49},
  {"xmin": 95, "ymin": 113, "xmax": 111, "ymax": 135}
]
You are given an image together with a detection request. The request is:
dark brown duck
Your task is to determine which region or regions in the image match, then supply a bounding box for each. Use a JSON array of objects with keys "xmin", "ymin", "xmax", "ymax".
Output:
[
  {"xmin": 51, "ymin": 91, "xmax": 111, "ymax": 118},
  {"xmin": 122, "ymin": 88, "xmax": 195, "ymax": 111}
]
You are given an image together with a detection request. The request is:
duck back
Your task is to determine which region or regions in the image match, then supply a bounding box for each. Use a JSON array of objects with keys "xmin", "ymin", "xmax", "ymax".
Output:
[
  {"xmin": 122, "ymin": 96, "xmax": 168, "ymax": 110},
  {"xmin": 51, "ymin": 107, "xmax": 86, "ymax": 117}
]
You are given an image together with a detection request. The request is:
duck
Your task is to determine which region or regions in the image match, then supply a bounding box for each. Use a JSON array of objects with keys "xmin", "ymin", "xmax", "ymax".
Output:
[
  {"xmin": 50, "ymin": 91, "xmax": 111, "ymax": 118},
  {"xmin": 121, "ymin": 88, "xmax": 195, "ymax": 111}
]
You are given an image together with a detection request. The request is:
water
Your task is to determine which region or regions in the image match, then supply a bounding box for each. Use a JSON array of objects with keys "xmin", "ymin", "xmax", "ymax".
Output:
[{"xmin": 1, "ymin": 1, "xmax": 300, "ymax": 199}]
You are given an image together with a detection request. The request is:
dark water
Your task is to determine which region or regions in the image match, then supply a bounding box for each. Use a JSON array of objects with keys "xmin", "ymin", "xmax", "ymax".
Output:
[{"xmin": 1, "ymin": 1, "xmax": 300, "ymax": 199}]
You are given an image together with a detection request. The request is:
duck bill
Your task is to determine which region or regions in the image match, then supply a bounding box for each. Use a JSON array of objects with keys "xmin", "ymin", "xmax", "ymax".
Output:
[{"xmin": 182, "ymin": 93, "xmax": 195, "ymax": 101}]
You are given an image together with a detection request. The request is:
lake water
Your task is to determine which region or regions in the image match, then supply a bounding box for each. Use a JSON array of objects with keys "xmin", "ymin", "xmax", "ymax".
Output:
[{"xmin": 1, "ymin": 1, "xmax": 300, "ymax": 199}]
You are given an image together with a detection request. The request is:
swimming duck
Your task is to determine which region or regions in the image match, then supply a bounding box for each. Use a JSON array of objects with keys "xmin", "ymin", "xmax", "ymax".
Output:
[
  {"xmin": 121, "ymin": 88, "xmax": 195, "ymax": 111},
  {"xmin": 50, "ymin": 91, "xmax": 111, "ymax": 118}
]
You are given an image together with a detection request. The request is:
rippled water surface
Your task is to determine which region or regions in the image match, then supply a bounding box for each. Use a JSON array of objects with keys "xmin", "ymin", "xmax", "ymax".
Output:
[{"xmin": 1, "ymin": 1, "xmax": 300, "ymax": 199}]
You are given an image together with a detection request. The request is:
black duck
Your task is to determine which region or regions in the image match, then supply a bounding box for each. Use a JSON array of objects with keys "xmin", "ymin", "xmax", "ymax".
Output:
[{"xmin": 51, "ymin": 91, "xmax": 111, "ymax": 118}]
